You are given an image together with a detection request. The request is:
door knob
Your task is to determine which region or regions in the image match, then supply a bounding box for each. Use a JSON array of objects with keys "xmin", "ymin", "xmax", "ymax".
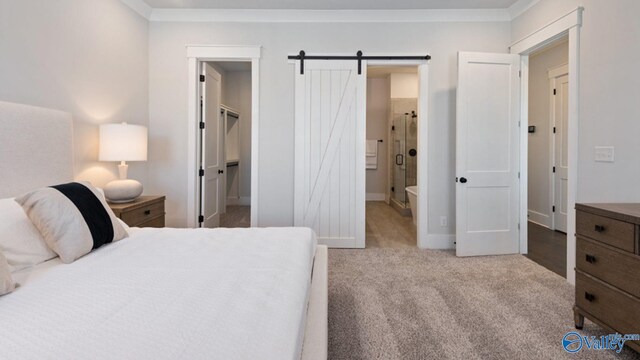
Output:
[
  {"xmin": 218, "ymin": 169, "xmax": 224, "ymax": 174},
  {"xmin": 459, "ymin": 177, "xmax": 468, "ymax": 183}
]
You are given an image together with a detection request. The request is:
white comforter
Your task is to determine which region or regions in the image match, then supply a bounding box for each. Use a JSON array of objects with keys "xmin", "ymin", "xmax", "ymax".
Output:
[{"xmin": 0, "ymin": 227, "xmax": 317, "ymax": 360}]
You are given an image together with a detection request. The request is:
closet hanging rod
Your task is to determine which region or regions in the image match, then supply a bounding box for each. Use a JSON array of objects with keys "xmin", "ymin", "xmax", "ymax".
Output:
[{"xmin": 288, "ymin": 50, "xmax": 431, "ymax": 75}]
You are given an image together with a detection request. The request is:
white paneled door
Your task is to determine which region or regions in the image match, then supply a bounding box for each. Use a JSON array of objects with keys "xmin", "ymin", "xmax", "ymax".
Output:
[
  {"xmin": 201, "ymin": 63, "xmax": 224, "ymax": 228},
  {"xmin": 294, "ymin": 60, "xmax": 366, "ymax": 248},
  {"xmin": 456, "ymin": 52, "xmax": 521, "ymax": 257},
  {"xmin": 552, "ymin": 73, "xmax": 569, "ymax": 233}
]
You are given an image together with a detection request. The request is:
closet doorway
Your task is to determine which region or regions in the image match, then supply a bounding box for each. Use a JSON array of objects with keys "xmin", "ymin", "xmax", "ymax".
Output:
[{"xmin": 199, "ymin": 61, "xmax": 253, "ymax": 228}]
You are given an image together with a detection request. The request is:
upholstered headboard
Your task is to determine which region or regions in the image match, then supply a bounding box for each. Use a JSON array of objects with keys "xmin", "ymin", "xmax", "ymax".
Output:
[{"xmin": 0, "ymin": 101, "xmax": 73, "ymax": 198}]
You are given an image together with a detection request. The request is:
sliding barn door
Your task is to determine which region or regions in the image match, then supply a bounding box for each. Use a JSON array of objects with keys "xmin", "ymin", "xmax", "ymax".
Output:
[
  {"xmin": 294, "ymin": 60, "xmax": 366, "ymax": 248},
  {"xmin": 456, "ymin": 52, "xmax": 521, "ymax": 257}
]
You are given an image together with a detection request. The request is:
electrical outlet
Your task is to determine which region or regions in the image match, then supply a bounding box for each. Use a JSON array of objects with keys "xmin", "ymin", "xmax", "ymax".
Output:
[{"xmin": 440, "ymin": 216, "xmax": 447, "ymax": 227}]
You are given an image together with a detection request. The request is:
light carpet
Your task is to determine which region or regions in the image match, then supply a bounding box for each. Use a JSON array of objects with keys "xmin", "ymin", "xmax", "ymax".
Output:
[{"xmin": 328, "ymin": 248, "xmax": 639, "ymax": 359}]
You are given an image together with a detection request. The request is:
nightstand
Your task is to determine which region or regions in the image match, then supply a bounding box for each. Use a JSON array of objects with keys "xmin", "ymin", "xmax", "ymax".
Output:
[{"xmin": 108, "ymin": 195, "xmax": 165, "ymax": 228}]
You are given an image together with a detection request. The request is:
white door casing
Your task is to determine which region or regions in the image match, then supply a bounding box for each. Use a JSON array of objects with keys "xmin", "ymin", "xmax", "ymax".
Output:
[
  {"xmin": 551, "ymin": 70, "xmax": 569, "ymax": 232},
  {"xmin": 456, "ymin": 52, "xmax": 521, "ymax": 257},
  {"xmin": 294, "ymin": 60, "xmax": 366, "ymax": 248},
  {"xmin": 201, "ymin": 63, "xmax": 224, "ymax": 228}
]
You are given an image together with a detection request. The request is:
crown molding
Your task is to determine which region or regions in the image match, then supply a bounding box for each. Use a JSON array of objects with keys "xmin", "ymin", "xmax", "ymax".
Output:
[
  {"xmin": 148, "ymin": 8, "xmax": 511, "ymax": 23},
  {"xmin": 508, "ymin": 0, "xmax": 540, "ymax": 20},
  {"xmin": 120, "ymin": 0, "xmax": 152, "ymax": 20}
]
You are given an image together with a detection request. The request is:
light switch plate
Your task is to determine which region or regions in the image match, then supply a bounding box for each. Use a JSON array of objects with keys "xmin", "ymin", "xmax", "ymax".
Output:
[{"xmin": 594, "ymin": 146, "xmax": 614, "ymax": 162}]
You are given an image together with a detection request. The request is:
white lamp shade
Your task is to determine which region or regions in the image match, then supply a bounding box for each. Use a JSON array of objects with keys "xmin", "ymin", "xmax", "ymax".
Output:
[{"xmin": 99, "ymin": 123, "xmax": 148, "ymax": 161}]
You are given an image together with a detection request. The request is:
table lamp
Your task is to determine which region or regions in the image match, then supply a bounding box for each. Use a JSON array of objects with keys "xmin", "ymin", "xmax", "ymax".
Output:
[{"xmin": 99, "ymin": 123, "xmax": 148, "ymax": 203}]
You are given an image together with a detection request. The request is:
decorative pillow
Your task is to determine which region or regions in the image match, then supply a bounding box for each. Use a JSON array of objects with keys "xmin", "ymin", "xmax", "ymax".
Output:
[
  {"xmin": 0, "ymin": 251, "xmax": 15, "ymax": 296},
  {"xmin": 15, "ymin": 182, "xmax": 128, "ymax": 263},
  {"xmin": 0, "ymin": 198, "xmax": 57, "ymax": 272}
]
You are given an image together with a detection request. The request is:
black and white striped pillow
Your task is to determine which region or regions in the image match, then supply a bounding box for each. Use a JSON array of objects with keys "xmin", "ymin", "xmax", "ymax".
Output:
[{"xmin": 15, "ymin": 182, "xmax": 128, "ymax": 263}]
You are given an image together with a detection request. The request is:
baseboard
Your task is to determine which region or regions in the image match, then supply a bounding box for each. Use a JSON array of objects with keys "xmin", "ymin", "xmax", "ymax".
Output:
[
  {"xmin": 421, "ymin": 234, "xmax": 456, "ymax": 249},
  {"xmin": 366, "ymin": 193, "xmax": 386, "ymax": 201},
  {"xmin": 227, "ymin": 196, "xmax": 251, "ymax": 206},
  {"xmin": 527, "ymin": 210, "xmax": 551, "ymax": 228}
]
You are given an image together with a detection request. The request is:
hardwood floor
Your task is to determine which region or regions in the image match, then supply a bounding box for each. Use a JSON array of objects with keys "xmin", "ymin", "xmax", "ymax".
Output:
[
  {"xmin": 220, "ymin": 206, "xmax": 250, "ymax": 228},
  {"xmin": 366, "ymin": 201, "xmax": 416, "ymax": 248},
  {"xmin": 525, "ymin": 221, "xmax": 567, "ymax": 278}
]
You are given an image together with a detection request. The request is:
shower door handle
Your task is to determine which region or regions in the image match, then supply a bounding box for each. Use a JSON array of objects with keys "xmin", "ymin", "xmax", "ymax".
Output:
[{"xmin": 395, "ymin": 154, "xmax": 404, "ymax": 166}]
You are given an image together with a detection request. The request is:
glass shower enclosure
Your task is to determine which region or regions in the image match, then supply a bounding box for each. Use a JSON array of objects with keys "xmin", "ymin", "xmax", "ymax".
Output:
[{"xmin": 391, "ymin": 110, "xmax": 418, "ymax": 210}]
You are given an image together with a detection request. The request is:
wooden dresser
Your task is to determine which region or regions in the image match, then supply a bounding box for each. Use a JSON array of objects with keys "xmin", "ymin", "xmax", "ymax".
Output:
[
  {"xmin": 574, "ymin": 203, "xmax": 640, "ymax": 352},
  {"xmin": 109, "ymin": 195, "xmax": 165, "ymax": 228}
]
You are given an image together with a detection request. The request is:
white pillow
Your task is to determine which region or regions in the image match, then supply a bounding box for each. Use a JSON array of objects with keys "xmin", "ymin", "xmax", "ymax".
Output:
[
  {"xmin": 0, "ymin": 251, "xmax": 15, "ymax": 296},
  {"xmin": 0, "ymin": 198, "xmax": 57, "ymax": 272},
  {"xmin": 16, "ymin": 181, "xmax": 128, "ymax": 264}
]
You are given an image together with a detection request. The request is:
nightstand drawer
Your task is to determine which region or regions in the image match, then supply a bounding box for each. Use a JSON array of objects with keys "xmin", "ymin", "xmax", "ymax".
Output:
[
  {"xmin": 121, "ymin": 201, "xmax": 164, "ymax": 226},
  {"xmin": 577, "ymin": 237, "xmax": 640, "ymax": 298},
  {"xmin": 576, "ymin": 271, "xmax": 640, "ymax": 342},
  {"xmin": 136, "ymin": 215, "xmax": 165, "ymax": 228},
  {"xmin": 576, "ymin": 210, "xmax": 635, "ymax": 252}
]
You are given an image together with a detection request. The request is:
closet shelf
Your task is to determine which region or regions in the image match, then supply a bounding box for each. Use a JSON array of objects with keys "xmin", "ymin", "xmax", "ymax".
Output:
[{"xmin": 226, "ymin": 159, "xmax": 239, "ymax": 167}]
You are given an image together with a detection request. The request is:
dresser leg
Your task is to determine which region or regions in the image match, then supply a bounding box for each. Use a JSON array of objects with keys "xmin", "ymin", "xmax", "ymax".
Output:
[{"xmin": 574, "ymin": 310, "xmax": 584, "ymax": 330}]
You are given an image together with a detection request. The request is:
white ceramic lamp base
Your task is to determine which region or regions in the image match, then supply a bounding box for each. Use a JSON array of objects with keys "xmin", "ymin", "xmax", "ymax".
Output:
[{"xmin": 104, "ymin": 179, "xmax": 143, "ymax": 203}]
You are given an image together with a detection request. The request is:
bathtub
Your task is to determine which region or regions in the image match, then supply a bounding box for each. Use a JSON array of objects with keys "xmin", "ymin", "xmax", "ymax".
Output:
[{"xmin": 405, "ymin": 186, "xmax": 418, "ymax": 226}]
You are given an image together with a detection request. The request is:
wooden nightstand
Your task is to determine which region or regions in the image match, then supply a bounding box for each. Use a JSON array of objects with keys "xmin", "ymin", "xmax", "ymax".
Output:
[{"xmin": 108, "ymin": 195, "xmax": 166, "ymax": 228}]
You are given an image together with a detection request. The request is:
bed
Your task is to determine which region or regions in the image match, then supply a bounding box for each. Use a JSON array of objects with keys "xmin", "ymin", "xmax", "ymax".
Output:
[{"xmin": 0, "ymin": 101, "xmax": 328, "ymax": 360}]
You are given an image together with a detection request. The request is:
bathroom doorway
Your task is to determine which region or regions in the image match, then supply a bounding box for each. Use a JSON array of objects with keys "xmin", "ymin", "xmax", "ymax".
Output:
[{"xmin": 365, "ymin": 65, "xmax": 419, "ymax": 248}]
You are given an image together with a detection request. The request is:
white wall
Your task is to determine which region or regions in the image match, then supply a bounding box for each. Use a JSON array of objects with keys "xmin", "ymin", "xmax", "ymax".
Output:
[
  {"xmin": 148, "ymin": 21, "xmax": 511, "ymax": 230},
  {"xmin": 222, "ymin": 70, "xmax": 252, "ymax": 202},
  {"xmin": 528, "ymin": 40, "xmax": 568, "ymax": 227},
  {"xmin": 365, "ymin": 77, "xmax": 390, "ymax": 199},
  {"xmin": 390, "ymin": 73, "xmax": 418, "ymax": 98},
  {"xmin": 0, "ymin": 0, "xmax": 149, "ymax": 188}
]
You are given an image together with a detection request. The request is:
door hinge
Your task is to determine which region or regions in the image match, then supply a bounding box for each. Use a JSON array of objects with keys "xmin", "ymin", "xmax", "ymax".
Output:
[
  {"xmin": 519, "ymin": 70, "xmax": 522, "ymax": 78},
  {"xmin": 391, "ymin": 125, "xmax": 395, "ymax": 131},
  {"xmin": 199, "ymin": 168, "xmax": 204, "ymax": 177},
  {"xmin": 200, "ymin": 122, "xmax": 205, "ymax": 129},
  {"xmin": 518, "ymin": 121, "xmax": 521, "ymax": 127},
  {"xmin": 552, "ymin": 206, "xmax": 556, "ymax": 213},
  {"xmin": 518, "ymin": 223, "xmax": 521, "ymax": 230},
  {"xmin": 518, "ymin": 172, "xmax": 520, "ymax": 179},
  {"xmin": 200, "ymin": 75, "xmax": 205, "ymax": 82},
  {"xmin": 552, "ymin": 166, "xmax": 556, "ymax": 173},
  {"xmin": 391, "ymin": 186, "xmax": 395, "ymax": 192},
  {"xmin": 198, "ymin": 215, "xmax": 204, "ymax": 223},
  {"xmin": 553, "ymin": 127, "xmax": 556, "ymax": 134},
  {"xmin": 553, "ymin": 88, "xmax": 557, "ymax": 95}
]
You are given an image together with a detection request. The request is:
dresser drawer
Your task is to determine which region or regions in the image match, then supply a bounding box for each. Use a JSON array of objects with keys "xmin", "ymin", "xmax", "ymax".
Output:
[
  {"xmin": 121, "ymin": 200, "xmax": 165, "ymax": 226},
  {"xmin": 576, "ymin": 271, "xmax": 640, "ymax": 339},
  {"xmin": 577, "ymin": 237, "xmax": 640, "ymax": 298},
  {"xmin": 576, "ymin": 210, "xmax": 635, "ymax": 252}
]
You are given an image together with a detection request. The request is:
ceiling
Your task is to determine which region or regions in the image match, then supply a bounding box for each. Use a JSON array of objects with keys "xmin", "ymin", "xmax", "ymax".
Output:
[
  {"xmin": 141, "ymin": 0, "xmax": 519, "ymax": 10},
  {"xmin": 208, "ymin": 61, "xmax": 252, "ymax": 72}
]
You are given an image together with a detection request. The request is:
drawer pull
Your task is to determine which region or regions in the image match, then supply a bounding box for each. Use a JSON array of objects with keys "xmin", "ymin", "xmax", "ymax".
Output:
[
  {"xmin": 594, "ymin": 224, "xmax": 606, "ymax": 232},
  {"xmin": 144, "ymin": 210, "xmax": 151, "ymax": 215},
  {"xmin": 585, "ymin": 254, "xmax": 596, "ymax": 263},
  {"xmin": 584, "ymin": 292, "xmax": 596, "ymax": 302}
]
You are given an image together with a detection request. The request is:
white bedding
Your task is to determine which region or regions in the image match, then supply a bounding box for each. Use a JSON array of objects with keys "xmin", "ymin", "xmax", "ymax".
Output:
[{"xmin": 1, "ymin": 227, "xmax": 317, "ymax": 360}]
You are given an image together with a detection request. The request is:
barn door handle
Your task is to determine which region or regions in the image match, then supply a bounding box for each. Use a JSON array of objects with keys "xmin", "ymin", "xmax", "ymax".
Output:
[{"xmin": 395, "ymin": 154, "xmax": 404, "ymax": 165}]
